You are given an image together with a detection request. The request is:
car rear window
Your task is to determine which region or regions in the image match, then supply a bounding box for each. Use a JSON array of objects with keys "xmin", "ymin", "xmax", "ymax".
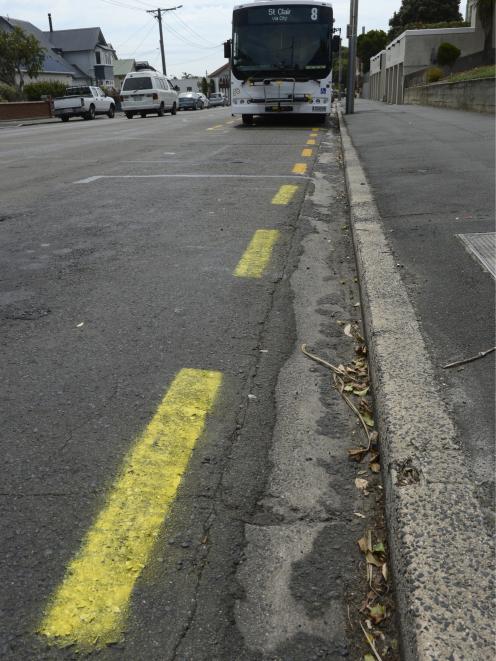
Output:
[
  {"xmin": 122, "ymin": 77, "xmax": 153, "ymax": 91},
  {"xmin": 66, "ymin": 87, "xmax": 91, "ymax": 96}
]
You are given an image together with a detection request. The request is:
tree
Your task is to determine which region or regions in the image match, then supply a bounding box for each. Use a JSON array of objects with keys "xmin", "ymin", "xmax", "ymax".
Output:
[
  {"xmin": 389, "ymin": 0, "xmax": 462, "ymax": 38},
  {"xmin": 209, "ymin": 78, "xmax": 216, "ymax": 94},
  {"xmin": 200, "ymin": 76, "xmax": 209, "ymax": 96},
  {"xmin": 181, "ymin": 72, "xmax": 193, "ymax": 78},
  {"xmin": 0, "ymin": 27, "xmax": 45, "ymax": 93},
  {"xmin": 357, "ymin": 30, "xmax": 387, "ymax": 73},
  {"xmin": 474, "ymin": 0, "xmax": 495, "ymax": 59}
]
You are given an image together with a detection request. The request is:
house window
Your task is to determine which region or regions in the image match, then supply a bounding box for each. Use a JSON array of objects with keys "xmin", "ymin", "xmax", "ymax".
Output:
[{"xmin": 96, "ymin": 51, "xmax": 101, "ymax": 64}]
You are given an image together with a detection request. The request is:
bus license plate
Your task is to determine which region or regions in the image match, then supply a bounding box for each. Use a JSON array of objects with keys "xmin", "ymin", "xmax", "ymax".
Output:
[{"xmin": 265, "ymin": 105, "xmax": 293, "ymax": 112}]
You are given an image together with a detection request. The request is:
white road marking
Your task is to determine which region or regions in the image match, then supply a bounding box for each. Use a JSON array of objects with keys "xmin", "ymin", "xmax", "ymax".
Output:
[{"xmin": 74, "ymin": 174, "xmax": 311, "ymax": 184}]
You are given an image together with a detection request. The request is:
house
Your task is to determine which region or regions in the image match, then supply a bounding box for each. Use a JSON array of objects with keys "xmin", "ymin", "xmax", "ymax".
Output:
[
  {"xmin": 170, "ymin": 76, "xmax": 202, "ymax": 93},
  {"xmin": 114, "ymin": 59, "xmax": 136, "ymax": 90},
  {"xmin": 369, "ymin": 12, "xmax": 485, "ymax": 104},
  {"xmin": 0, "ymin": 16, "xmax": 84, "ymax": 86},
  {"xmin": 45, "ymin": 26, "xmax": 116, "ymax": 88},
  {"xmin": 208, "ymin": 63, "xmax": 231, "ymax": 100}
]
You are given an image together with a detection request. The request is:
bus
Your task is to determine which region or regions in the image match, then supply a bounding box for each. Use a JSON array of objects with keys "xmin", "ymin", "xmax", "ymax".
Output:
[{"xmin": 226, "ymin": 0, "xmax": 339, "ymax": 124}]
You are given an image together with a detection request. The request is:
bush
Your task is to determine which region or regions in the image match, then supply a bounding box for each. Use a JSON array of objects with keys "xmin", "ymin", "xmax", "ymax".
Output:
[
  {"xmin": 437, "ymin": 42, "xmax": 461, "ymax": 68},
  {"xmin": 24, "ymin": 81, "xmax": 68, "ymax": 100},
  {"xmin": 0, "ymin": 82, "xmax": 21, "ymax": 101},
  {"xmin": 426, "ymin": 66, "xmax": 444, "ymax": 83}
]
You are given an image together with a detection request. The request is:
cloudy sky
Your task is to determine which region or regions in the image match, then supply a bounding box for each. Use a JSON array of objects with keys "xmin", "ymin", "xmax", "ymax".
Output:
[{"xmin": 1, "ymin": 0, "xmax": 469, "ymax": 77}]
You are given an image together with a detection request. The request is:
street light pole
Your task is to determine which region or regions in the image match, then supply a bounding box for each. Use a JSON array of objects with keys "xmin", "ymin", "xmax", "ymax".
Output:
[
  {"xmin": 146, "ymin": 5, "xmax": 183, "ymax": 76},
  {"xmin": 346, "ymin": 0, "xmax": 359, "ymax": 114}
]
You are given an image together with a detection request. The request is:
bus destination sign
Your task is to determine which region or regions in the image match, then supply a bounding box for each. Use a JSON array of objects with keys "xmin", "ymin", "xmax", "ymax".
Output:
[{"xmin": 246, "ymin": 6, "xmax": 328, "ymax": 24}]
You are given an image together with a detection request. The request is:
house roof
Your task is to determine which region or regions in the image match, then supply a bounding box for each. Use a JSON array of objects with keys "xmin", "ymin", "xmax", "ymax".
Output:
[
  {"xmin": 44, "ymin": 27, "xmax": 108, "ymax": 52},
  {"xmin": 114, "ymin": 59, "xmax": 136, "ymax": 77},
  {"xmin": 208, "ymin": 63, "xmax": 230, "ymax": 78},
  {"xmin": 0, "ymin": 16, "xmax": 81, "ymax": 76}
]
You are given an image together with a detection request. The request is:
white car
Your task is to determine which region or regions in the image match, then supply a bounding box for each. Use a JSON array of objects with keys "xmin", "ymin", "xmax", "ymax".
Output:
[
  {"xmin": 121, "ymin": 70, "xmax": 178, "ymax": 118},
  {"xmin": 53, "ymin": 86, "xmax": 115, "ymax": 122},
  {"xmin": 197, "ymin": 93, "xmax": 209, "ymax": 109}
]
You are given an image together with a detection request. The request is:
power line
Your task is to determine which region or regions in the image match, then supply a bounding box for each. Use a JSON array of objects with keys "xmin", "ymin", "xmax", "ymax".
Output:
[
  {"xmin": 164, "ymin": 21, "xmax": 221, "ymax": 50},
  {"xmin": 96, "ymin": 0, "xmax": 148, "ymax": 13},
  {"xmin": 171, "ymin": 12, "xmax": 218, "ymax": 47},
  {"xmin": 115, "ymin": 16, "xmax": 155, "ymax": 49}
]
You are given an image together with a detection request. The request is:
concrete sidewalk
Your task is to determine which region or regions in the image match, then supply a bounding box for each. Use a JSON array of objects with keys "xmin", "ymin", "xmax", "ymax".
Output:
[{"xmin": 339, "ymin": 100, "xmax": 495, "ymax": 659}]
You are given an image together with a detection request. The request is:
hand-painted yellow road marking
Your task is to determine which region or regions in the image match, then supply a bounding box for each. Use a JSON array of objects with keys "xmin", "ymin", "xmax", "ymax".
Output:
[
  {"xmin": 312, "ymin": 127, "xmax": 320, "ymax": 131},
  {"xmin": 271, "ymin": 184, "xmax": 299, "ymax": 205},
  {"xmin": 301, "ymin": 148, "xmax": 313, "ymax": 158},
  {"xmin": 292, "ymin": 163, "xmax": 307, "ymax": 175},
  {"xmin": 306, "ymin": 139, "xmax": 316, "ymax": 145},
  {"xmin": 234, "ymin": 229, "xmax": 280, "ymax": 278},
  {"xmin": 39, "ymin": 369, "xmax": 222, "ymax": 650},
  {"xmin": 207, "ymin": 125, "xmax": 225, "ymax": 130},
  {"xmin": 309, "ymin": 133, "xmax": 318, "ymax": 137}
]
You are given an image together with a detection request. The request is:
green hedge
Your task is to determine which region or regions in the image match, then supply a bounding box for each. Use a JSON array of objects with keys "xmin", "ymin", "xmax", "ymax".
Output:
[
  {"xmin": 24, "ymin": 81, "xmax": 68, "ymax": 100},
  {"xmin": 0, "ymin": 83, "xmax": 21, "ymax": 101}
]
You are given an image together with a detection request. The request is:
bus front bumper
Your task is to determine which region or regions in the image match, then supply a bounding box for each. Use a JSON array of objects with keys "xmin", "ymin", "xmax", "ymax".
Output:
[{"xmin": 231, "ymin": 101, "xmax": 330, "ymax": 115}]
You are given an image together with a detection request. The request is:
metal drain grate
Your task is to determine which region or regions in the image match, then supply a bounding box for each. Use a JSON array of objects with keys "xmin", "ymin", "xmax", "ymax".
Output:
[{"xmin": 457, "ymin": 232, "xmax": 496, "ymax": 280}]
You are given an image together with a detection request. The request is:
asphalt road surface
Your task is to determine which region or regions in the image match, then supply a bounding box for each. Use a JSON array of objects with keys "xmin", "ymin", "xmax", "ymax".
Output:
[{"xmin": 0, "ymin": 110, "xmax": 389, "ymax": 660}]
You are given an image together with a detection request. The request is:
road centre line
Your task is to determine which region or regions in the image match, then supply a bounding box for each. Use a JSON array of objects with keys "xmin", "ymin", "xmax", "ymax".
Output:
[
  {"xmin": 301, "ymin": 148, "xmax": 313, "ymax": 157},
  {"xmin": 234, "ymin": 229, "xmax": 280, "ymax": 278},
  {"xmin": 306, "ymin": 139, "xmax": 316, "ymax": 145},
  {"xmin": 39, "ymin": 368, "xmax": 222, "ymax": 649},
  {"xmin": 207, "ymin": 125, "xmax": 225, "ymax": 130},
  {"xmin": 74, "ymin": 174, "xmax": 311, "ymax": 184},
  {"xmin": 309, "ymin": 133, "xmax": 318, "ymax": 137},
  {"xmin": 292, "ymin": 163, "xmax": 307, "ymax": 175},
  {"xmin": 271, "ymin": 184, "xmax": 299, "ymax": 205}
]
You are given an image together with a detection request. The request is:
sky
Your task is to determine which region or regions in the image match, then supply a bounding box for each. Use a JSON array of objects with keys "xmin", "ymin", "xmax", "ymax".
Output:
[{"xmin": 0, "ymin": 0, "xmax": 470, "ymax": 77}]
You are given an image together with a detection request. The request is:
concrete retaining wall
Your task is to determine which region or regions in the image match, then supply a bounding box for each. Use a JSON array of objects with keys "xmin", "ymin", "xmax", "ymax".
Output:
[
  {"xmin": 404, "ymin": 77, "xmax": 495, "ymax": 113},
  {"xmin": 0, "ymin": 100, "xmax": 53, "ymax": 121}
]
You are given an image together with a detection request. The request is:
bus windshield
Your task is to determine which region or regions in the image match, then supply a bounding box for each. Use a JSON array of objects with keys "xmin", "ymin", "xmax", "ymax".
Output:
[{"xmin": 232, "ymin": 4, "xmax": 332, "ymax": 80}]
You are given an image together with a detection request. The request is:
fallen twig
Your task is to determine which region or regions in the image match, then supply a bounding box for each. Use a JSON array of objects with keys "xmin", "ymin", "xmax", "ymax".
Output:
[
  {"xmin": 301, "ymin": 344, "xmax": 346, "ymax": 376},
  {"xmin": 333, "ymin": 373, "xmax": 372, "ymax": 448},
  {"xmin": 359, "ymin": 620, "xmax": 384, "ymax": 661},
  {"xmin": 443, "ymin": 346, "xmax": 495, "ymax": 369}
]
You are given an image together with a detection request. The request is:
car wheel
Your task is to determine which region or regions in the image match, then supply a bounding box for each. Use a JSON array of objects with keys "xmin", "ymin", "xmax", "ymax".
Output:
[
  {"xmin": 157, "ymin": 104, "xmax": 165, "ymax": 117},
  {"xmin": 61, "ymin": 116, "xmax": 69, "ymax": 122},
  {"xmin": 107, "ymin": 105, "xmax": 115, "ymax": 118},
  {"xmin": 125, "ymin": 112, "xmax": 134, "ymax": 119},
  {"xmin": 140, "ymin": 112, "xmax": 147, "ymax": 118},
  {"xmin": 193, "ymin": 103, "xmax": 197, "ymax": 111},
  {"xmin": 171, "ymin": 102, "xmax": 177, "ymax": 116},
  {"xmin": 86, "ymin": 104, "xmax": 95, "ymax": 120},
  {"xmin": 242, "ymin": 114, "xmax": 253, "ymax": 125}
]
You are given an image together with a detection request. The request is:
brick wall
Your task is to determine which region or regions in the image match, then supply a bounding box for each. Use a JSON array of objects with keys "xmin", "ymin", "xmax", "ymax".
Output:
[{"xmin": 0, "ymin": 100, "xmax": 53, "ymax": 121}]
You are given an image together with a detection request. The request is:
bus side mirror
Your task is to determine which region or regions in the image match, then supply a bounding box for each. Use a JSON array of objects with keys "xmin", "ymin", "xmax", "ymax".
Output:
[
  {"xmin": 332, "ymin": 35, "xmax": 341, "ymax": 53},
  {"xmin": 224, "ymin": 40, "xmax": 231, "ymax": 59}
]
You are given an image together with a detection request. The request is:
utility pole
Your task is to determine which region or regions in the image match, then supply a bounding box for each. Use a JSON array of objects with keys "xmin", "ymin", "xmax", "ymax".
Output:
[
  {"xmin": 146, "ymin": 5, "xmax": 182, "ymax": 76},
  {"xmin": 346, "ymin": 0, "xmax": 359, "ymax": 114},
  {"xmin": 333, "ymin": 27, "xmax": 342, "ymax": 98}
]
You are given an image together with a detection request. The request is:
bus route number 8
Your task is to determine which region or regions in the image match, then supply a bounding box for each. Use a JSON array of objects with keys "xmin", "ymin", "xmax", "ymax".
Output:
[{"xmin": 311, "ymin": 7, "xmax": 318, "ymax": 20}]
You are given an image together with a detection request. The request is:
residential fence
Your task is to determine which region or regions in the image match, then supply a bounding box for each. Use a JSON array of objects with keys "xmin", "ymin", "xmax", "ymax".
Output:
[{"xmin": 0, "ymin": 100, "xmax": 53, "ymax": 121}]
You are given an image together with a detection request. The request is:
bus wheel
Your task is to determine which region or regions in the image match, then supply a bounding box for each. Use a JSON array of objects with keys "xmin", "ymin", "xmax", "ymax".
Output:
[{"xmin": 242, "ymin": 114, "xmax": 253, "ymax": 125}]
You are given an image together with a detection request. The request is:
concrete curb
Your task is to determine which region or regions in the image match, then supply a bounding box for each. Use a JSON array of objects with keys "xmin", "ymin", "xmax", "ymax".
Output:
[{"xmin": 337, "ymin": 108, "xmax": 495, "ymax": 660}]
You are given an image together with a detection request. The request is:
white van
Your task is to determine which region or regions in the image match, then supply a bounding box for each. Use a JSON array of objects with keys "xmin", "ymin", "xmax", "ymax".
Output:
[{"xmin": 120, "ymin": 70, "xmax": 178, "ymax": 118}]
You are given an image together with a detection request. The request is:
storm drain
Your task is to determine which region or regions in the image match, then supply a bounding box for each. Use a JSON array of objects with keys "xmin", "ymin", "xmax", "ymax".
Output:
[{"xmin": 457, "ymin": 232, "xmax": 496, "ymax": 280}]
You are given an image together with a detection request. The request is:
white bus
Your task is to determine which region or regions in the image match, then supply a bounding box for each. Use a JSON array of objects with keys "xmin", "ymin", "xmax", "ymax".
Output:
[{"xmin": 226, "ymin": 0, "xmax": 339, "ymax": 124}]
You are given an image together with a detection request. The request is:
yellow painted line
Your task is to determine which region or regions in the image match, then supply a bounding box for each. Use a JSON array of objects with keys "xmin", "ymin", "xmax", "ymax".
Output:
[
  {"xmin": 39, "ymin": 369, "xmax": 222, "ymax": 649},
  {"xmin": 207, "ymin": 124, "xmax": 224, "ymax": 130},
  {"xmin": 271, "ymin": 184, "xmax": 299, "ymax": 205},
  {"xmin": 309, "ymin": 133, "xmax": 318, "ymax": 137},
  {"xmin": 234, "ymin": 229, "xmax": 280, "ymax": 278},
  {"xmin": 301, "ymin": 148, "xmax": 313, "ymax": 158},
  {"xmin": 306, "ymin": 139, "xmax": 316, "ymax": 145},
  {"xmin": 312, "ymin": 127, "xmax": 320, "ymax": 131},
  {"xmin": 292, "ymin": 163, "xmax": 307, "ymax": 175}
]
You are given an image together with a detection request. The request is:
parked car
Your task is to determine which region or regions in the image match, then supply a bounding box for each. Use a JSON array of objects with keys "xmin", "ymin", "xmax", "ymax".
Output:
[
  {"xmin": 208, "ymin": 92, "xmax": 227, "ymax": 107},
  {"xmin": 120, "ymin": 70, "xmax": 178, "ymax": 118},
  {"xmin": 197, "ymin": 93, "xmax": 209, "ymax": 108},
  {"xmin": 178, "ymin": 93, "xmax": 204, "ymax": 111},
  {"xmin": 53, "ymin": 86, "xmax": 115, "ymax": 122}
]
